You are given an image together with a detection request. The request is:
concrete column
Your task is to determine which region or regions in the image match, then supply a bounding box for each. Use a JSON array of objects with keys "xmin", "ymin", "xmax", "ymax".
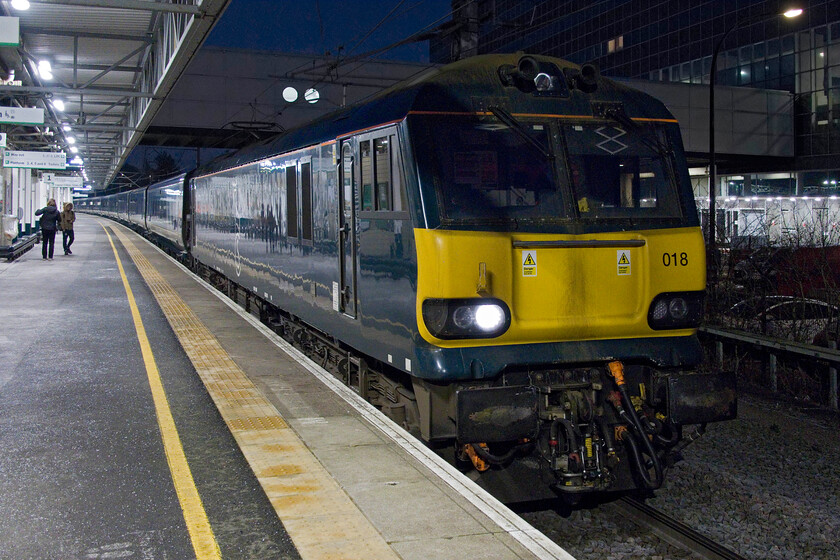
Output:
[{"xmin": 830, "ymin": 341, "xmax": 838, "ymax": 411}]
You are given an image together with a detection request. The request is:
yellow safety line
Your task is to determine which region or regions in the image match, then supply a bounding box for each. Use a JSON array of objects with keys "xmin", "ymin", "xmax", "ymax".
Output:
[
  {"xmin": 108, "ymin": 224, "xmax": 398, "ymax": 560},
  {"xmin": 101, "ymin": 224, "xmax": 221, "ymax": 560}
]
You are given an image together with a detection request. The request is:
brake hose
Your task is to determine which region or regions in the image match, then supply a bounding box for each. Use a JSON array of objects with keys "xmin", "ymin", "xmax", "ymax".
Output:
[{"xmin": 608, "ymin": 361, "xmax": 664, "ymax": 490}]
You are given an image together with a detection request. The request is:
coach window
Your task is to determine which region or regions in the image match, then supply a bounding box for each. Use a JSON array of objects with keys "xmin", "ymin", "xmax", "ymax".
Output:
[
  {"xmin": 374, "ymin": 137, "xmax": 391, "ymax": 210},
  {"xmin": 390, "ymin": 134, "xmax": 407, "ymax": 212},
  {"xmin": 301, "ymin": 161, "xmax": 313, "ymax": 242},
  {"xmin": 360, "ymin": 140, "xmax": 373, "ymax": 210},
  {"xmin": 286, "ymin": 164, "xmax": 298, "ymax": 238}
]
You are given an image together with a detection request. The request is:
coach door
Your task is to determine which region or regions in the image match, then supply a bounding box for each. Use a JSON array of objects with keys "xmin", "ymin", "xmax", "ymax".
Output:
[{"xmin": 339, "ymin": 142, "xmax": 358, "ymax": 317}]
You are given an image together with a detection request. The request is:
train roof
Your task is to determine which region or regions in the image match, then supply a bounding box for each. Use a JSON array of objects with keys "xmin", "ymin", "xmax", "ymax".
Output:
[{"xmin": 194, "ymin": 53, "xmax": 678, "ymax": 177}]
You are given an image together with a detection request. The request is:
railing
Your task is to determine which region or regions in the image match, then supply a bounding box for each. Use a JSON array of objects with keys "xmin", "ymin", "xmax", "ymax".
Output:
[{"xmin": 700, "ymin": 325, "xmax": 839, "ymax": 411}]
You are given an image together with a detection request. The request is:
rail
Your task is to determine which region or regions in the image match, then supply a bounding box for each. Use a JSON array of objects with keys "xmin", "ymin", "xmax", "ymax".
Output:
[
  {"xmin": 609, "ymin": 497, "xmax": 749, "ymax": 560},
  {"xmin": 699, "ymin": 325, "xmax": 839, "ymax": 410}
]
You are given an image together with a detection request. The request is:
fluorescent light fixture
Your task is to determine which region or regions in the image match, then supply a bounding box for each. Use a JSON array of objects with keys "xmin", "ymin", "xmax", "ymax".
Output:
[
  {"xmin": 11, "ymin": 0, "xmax": 30, "ymax": 10},
  {"xmin": 70, "ymin": 147, "xmax": 78, "ymax": 153},
  {"xmin": 69, "ymin": 156, "xmax": 84, "ymax": 165},
  {"xmin": 38, "ymin": 60, "xmax": 52, "ymax": 81},
  {"xmin": 52, "ymin": 99, "xmax": 65, "ymax": 111},
  {"xmin": 62, "ymin": 124, "xmax": 71, "ymax": 132},
  {"xmin": 783, "ymin": 8, "xmax": 803, "ymax": 18},
  {"xmin": 304, "ymin": 88, "xmax": 320, "ymax": 104},
  {"xmin": 66, "ymin": 136, "xmax": 76, "ymax": 144}
]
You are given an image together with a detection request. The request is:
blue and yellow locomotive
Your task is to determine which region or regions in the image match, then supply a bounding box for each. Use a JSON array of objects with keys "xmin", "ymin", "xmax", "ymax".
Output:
[{"xmin": 80, "ymin": 54, "xmax": 736, "ymax": 501}]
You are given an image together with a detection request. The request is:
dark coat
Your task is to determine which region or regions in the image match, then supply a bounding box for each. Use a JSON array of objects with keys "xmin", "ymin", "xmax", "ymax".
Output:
[{"xmin": 35, "ymin": 205, "xmax": 61, "ymax": 231}]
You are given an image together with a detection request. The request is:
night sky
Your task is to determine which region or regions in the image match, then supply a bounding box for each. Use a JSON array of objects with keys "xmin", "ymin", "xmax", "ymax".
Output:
[{"xmin": 205, "ymin": 0, "xmax": 454, "ymax": 62}]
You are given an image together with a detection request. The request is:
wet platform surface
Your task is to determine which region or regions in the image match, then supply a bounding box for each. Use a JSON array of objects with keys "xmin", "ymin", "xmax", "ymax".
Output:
[{"xmin": 0, "ymin": 217, "xmax": 574, "ymax": 560}]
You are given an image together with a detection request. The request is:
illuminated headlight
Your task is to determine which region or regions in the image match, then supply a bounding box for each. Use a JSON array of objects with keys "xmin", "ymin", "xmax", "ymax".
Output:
[
  {"xmin": 422, "ymin": 298, "xmax": 511, "ymax": 339},
  {"xmin": 647, "ymin": 292, "xmax": 704, "ymax": 330}
]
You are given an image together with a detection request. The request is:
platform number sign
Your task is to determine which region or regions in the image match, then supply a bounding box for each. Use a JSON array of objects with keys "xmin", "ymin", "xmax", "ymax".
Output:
[
  {"xmin": 617, "ymin": 250, "xmax": 631, "ymax": 275},
  {"xmin": 522, "ymin": 250, "xmax": 537, "ymax": 277}
]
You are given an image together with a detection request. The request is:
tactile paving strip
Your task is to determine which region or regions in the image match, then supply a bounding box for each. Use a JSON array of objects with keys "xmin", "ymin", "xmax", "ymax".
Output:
[{"xmin": 111, "ymin": 226, "xmax": 398, "ymax": 560}]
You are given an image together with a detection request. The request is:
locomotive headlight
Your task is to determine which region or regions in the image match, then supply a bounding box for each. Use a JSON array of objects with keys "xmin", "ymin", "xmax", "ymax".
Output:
[
  {"xmin": 652, "ymin": 300, "xmax": 669, "ymax": 321},
  {"xmin": 647, "ymin": 292, "xmax": 704, "ymax": 330},
  {"xmin": 475, "ymin": 304, "xmax": 506, "ymax": 332},
  {"xmin": 668, "ymin": 297, "xmax": 688, "ymax": 320},
  {"xmin": 422, "ymin": 298, "xmax": 511, "ymax": 339}
]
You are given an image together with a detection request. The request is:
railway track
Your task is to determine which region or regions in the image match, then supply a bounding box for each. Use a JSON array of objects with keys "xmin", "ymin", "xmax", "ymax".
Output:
[{"xmin": 607, "ymin": 497, "xmax": 748, "ymax": 560}]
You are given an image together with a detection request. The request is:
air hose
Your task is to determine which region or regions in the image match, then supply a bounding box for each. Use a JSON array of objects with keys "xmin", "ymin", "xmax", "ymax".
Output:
[
  {"xmin": 607, "ymin": 361, "xmax": 664, "ymax": 490},
  {"xmin": 470, "ymin": 440, "xmax": 533, "ymax": 466}
]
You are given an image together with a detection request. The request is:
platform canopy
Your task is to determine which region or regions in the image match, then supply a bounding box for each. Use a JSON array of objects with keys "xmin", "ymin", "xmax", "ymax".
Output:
[{"xmin": 0, "ymin": 0, "xmax": 230, "ymax": 189}]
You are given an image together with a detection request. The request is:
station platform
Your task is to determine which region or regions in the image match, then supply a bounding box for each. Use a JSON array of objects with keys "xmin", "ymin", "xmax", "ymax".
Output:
[{"xmin": 0, "ymin": 216, "xmax": 574, "ymax": 560}]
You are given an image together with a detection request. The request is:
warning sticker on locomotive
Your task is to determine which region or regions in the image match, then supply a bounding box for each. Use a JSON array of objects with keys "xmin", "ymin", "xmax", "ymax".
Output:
[
  {"xmin": 617, "ymin": 250, "xmax": 631, "ymax": 275},
  {"xmin": 522, "ymin": 250, "xmax": 537, "ymax": 277}
]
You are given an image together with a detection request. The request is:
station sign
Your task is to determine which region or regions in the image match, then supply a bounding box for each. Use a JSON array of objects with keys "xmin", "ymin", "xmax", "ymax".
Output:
[
  {"xmin": 3, "ymin": 150, "xmax": 66, "ymax": 170},
  {"xmin": 0, "ymin": 17, "xmax": 19, "ymax": 47},
  {"xmin": 0, "ymin": 106, "xmax": 44, "ymax": 125},
  {"xmin": 43, "ymin": 173, "xmax": 83, "ymax": 188}
]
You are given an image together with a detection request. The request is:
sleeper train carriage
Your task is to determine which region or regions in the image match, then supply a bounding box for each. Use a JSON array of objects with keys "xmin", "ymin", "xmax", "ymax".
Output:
[{"xmin": 79, "ymin": 54, "xmax": 736, "ymax": 501}]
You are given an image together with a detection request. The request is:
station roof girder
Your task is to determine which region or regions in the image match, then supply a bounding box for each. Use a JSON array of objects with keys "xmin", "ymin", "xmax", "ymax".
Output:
[{"xmin": 0, "ymin": 0, "xmax": 230, "ymax": 188}]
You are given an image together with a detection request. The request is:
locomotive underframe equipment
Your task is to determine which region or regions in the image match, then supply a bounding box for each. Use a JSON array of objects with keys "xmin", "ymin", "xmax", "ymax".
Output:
[{"xmin": 454, "ymin": 360, "xmax": 736, "ymax": 495}]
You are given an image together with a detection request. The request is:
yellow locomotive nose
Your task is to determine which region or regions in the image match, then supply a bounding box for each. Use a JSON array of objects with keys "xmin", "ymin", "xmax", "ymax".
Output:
[{"xmin": 415, "ymin": 226, "xmax": 705, "ymax": 347}]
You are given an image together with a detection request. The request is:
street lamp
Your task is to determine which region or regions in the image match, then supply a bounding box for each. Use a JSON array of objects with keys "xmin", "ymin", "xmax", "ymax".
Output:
[{"xmin": 707, "ymin": 6, "xmax": 802, "ymax": 282}]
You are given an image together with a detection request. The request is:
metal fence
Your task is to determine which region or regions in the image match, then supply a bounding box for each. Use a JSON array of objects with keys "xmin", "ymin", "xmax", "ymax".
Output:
[{"xmin": 700, "ymin": 326, "xmax": 839, "ymax": 411}]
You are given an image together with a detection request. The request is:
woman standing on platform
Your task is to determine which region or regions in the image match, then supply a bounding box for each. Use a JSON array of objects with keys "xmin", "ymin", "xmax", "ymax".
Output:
[
  {"xmin": 60, "ymin": 201, "xmax": 75, "ymax": 255},
  {"xmin": 35, "ymin": 198, "xmax": 61, "ymax": 260}
]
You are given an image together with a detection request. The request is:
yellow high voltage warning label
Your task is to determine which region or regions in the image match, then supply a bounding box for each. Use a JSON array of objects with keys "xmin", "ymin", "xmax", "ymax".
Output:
[
  {"xmin": 522, "ymin": 250, "xmax": 537, "ymax": 277},
  {"xmin": 617, "ymin": 250, "xmax": 631, "ymax": 275}
]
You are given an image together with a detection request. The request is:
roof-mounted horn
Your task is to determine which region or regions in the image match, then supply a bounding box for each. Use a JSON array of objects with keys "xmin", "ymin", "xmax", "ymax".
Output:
[{"xmin": 498, "ymin": 55, "xmax": 569, "ymax": 97}]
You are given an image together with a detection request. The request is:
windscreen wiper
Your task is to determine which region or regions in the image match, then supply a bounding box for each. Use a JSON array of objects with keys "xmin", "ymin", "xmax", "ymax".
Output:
[{"xmin": 488, "ymin": 106, "xmax": 554, "ymax": 161}]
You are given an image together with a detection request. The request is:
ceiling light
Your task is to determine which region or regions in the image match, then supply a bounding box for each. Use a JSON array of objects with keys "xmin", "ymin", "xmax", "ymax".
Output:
[
  {"xmin": 62, "ymin": 124, "xmax": 71, "ymax": 132},
  {"xmin": 70, "ymin": 146, "xmax": 78, "ymax": 153},
  {"xmin": 282, "ymin": 87, "xmax": 298, "ymax": 102},
  {"xmin": 38, "ymin": 60, "xmax": 52, "ymax": 81},
  {"xmin": 66, "ymin": 137, "xmax": 76, "ymax": 144},
  {"xmin": 783, "ymin": 8, "xmax": 803, "ymax": 18},
  {"xmin": 52, "ymin": 99, "xmax": 65, "ymax": 111},
  {"xmin": 11, "ymin": 0, "xmax": 30, "ymax": 10},
  {"xmin": 304, "ymin": 88, "xmax": 320, "ymax": 104}
]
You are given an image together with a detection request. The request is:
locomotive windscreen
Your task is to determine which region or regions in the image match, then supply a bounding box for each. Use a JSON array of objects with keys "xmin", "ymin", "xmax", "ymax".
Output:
[
  {"xmin": 413, "ymin": 115, "xmax": 567, "ymax": 222},
  {"xmin": 411, "ymin": 114, "xmax": 685, "ymax": 226},
  {"xmin": 563, "ymin": 122, "xmax": 682, "ymax": 219}
]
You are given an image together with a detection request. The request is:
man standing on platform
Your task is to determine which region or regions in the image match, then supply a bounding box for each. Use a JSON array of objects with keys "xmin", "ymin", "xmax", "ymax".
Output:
[{"xmin": 60, "ymin": 201, "xmax": 75, "ymax": 255}]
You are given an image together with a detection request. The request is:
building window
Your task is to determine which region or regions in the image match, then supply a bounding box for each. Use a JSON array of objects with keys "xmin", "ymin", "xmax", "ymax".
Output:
[{"xmin": 608, "ymin": 35, "xmax": 624, "ymax": 54}]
